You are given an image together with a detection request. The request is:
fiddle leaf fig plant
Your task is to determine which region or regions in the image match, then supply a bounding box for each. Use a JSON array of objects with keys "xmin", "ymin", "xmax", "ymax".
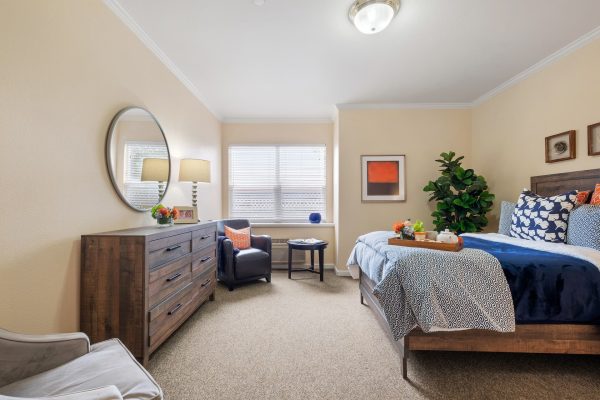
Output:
[{"xmin": 423, "ymin": 151, "xmax": 495, "ymax": 234}]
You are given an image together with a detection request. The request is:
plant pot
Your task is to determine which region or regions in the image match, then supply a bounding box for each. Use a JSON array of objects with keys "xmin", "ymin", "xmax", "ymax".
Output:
[{"xmin": 414, "ymin": 232, "xmax": 426, "ymax": 241}]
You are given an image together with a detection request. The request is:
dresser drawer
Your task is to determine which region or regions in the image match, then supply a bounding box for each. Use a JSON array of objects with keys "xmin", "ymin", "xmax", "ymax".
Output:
[
  {"xmin": 192, "ymin": 225, "xmax": 217, "ymax": 252},
  {"xmin": 148, "ymin": 232, "xmax": 192, "ymax": 268},
  {"xmin": 192, "ymin": 246, "xmax": 217, "ymax": 279},
  {"xmin": 148, "ymin": 255, "xmax": 192, "ymax": 308},
  {"xmin": 148, "ymin": 283, "xmax": 196, "ymax": 350},
  {"xmin": 192, "ymin": 267, "xmax": 217, "ymax": 307}
]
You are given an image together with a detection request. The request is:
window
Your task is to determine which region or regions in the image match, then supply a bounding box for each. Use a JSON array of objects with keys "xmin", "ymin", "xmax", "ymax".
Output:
[
  {"xmin": 229, "ymin": 145, "xmax": 327, "ymax": 223},
  {"xmin": 124, "ymin": 141, "xmax": 169, "ymax": 209}
]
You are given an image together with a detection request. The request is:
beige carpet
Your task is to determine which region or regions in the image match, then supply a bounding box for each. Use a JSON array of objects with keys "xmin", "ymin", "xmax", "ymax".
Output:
[{"xmin": 148, "ymin": 271, "xmax": 600, "ymax": 400}]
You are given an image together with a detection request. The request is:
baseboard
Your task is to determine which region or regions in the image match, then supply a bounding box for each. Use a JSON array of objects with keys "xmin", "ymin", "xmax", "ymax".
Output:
[
  {"xmin": 334, "ymin": 266, "xmax": 351, "ymax": 277},
  {"xmin": 272, "ymin": 263, "xmax": 338, "ymax": 271}
]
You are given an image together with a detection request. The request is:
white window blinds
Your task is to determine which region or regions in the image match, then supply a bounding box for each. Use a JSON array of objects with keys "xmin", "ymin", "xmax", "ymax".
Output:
[
  {"xmin": 229, "ymin": 145, "xmax": 327, "ymax": 223},
  {"xmin": 124, "ymin": 141, "xmax": 169, "ymax": 209}
]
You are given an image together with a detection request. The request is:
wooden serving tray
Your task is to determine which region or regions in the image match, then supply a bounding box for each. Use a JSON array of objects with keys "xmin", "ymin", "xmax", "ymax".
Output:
[{"xmin": 388, "ymin": 238, "xmax": 463, "ymax": 252}]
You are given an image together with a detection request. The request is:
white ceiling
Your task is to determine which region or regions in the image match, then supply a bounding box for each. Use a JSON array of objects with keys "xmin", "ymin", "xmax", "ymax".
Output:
[{"xmin": 111, "ymin": 0, "xmax": 600, "ymax": 120}]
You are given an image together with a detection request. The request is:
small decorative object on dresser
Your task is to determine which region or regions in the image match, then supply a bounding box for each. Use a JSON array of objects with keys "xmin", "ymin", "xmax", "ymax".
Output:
[
  {"xmin": 174, "ymin": 206, "xmax": 198, "ymax": 224},
  {"xmin": 361, "ymin": 155, "xmax": 406, "ymax": 202},
  {"xmin": 80, "ymin": 222, "xmax": 217, "ymax": 365},
  {"xmin": 151, "ymin": 204, "xmax": 179, "ymax": 227},
  {"xmin": 545, "ymin": 130, "xmax": 576, "ymax": 163},
  {"xmin": 588, "ymin": 122, "xmax": 600, "ymax": 156}
]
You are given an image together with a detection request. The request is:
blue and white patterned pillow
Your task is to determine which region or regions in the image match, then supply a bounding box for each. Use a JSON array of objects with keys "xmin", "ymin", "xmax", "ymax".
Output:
[
  {"xmin": 509, "ymin": 190, "xmax": 578, "ymax": 243},
  {"xmin": 567, "ymin": 205, "xmax": 600, "ymax": 251}
]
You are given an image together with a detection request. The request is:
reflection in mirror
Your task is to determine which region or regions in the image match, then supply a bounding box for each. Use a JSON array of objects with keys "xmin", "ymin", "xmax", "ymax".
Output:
[{"xmin": 106, "ymin": 107, "xmax": 170, "ymax": 212}]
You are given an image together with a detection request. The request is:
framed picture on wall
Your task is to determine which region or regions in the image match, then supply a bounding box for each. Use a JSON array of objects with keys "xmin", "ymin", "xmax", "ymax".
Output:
[
  {"xmin": 545, "ymin": 130, "xmax": 576, "ymax": 163},
  {"xmin": 361, "ymin": 155, "xmax": 406, "ymax": 202},
  {"xmin": 588, "ymin": 122, "xmax": 600, "ymax": 156}
]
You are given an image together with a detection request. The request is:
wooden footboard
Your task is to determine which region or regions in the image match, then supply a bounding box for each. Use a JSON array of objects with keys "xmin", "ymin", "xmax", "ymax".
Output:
[{"xmin": 359, "ymin": 268, "xmax": 600, "ymax": 380}]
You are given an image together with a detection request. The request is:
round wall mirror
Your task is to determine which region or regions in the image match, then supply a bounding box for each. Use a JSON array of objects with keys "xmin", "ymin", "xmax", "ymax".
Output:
[{"xmin": 106, "ymin": 107, "xmax": 171, "ymax": 212}]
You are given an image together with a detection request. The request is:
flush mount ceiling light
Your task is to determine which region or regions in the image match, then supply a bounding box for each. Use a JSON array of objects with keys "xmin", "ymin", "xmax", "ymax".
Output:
[{"xmin": 349, "ymin": 0, "xmax": 400, "ymax": 35}]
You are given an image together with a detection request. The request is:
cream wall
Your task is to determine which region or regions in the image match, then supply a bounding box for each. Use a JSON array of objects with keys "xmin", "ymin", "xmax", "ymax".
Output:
[
  {"xmin": 0, "ymin": 0, "xmax": 221, "ymax": 333},
  {"xmin": 336, "ymin": 109, "xmax": 472, "ymax": 268},
  {"xmin": 221, "ymin": 123, "xmax": 336, "ymax": 265},
  {"xmin": 472, "ymin": 38, "xmax": 600, "ymax": 221}
]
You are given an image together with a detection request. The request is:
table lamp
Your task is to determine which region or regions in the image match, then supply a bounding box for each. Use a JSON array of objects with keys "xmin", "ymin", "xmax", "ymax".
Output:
[
  {"xmin": 178, "ymin": 159, "xmax": 211, "ymax": 208},
  {"xmin": 141, "ymin": 158, "xmax": 169, "ymax": 200}
]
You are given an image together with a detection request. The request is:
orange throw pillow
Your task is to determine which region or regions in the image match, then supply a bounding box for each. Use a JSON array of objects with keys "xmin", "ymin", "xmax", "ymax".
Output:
[
  {"xmin": 576, "ymin": 190, "xmax": 591, "ymax": 205},
  {"xmin": 224, "ymin": 225, "xmax": 251, "ymax": 249},
  {"xmin": 591, "ymin": 184, "xmax": 600, "ymax": 206}
]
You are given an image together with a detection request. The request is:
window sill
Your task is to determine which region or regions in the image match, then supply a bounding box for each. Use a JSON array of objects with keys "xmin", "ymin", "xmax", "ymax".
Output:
[{"xmin": 251, "ymin": 222, "xmax": 335, "ymax": 228}]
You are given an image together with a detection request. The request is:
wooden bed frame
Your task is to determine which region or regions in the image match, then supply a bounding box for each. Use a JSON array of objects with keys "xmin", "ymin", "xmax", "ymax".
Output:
[{"xmin": 359, "ymin": 168, "xmax": 600, "ymax": 380}]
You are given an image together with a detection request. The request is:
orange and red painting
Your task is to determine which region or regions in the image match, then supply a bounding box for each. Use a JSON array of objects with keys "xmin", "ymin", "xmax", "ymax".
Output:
[
  {"xmin": 361, "ymin": 155, "xmax": 405, "ymax": 201},
  {"xmin": 367, "ymin": 161, "xmax": 400, "ymax": 196}
]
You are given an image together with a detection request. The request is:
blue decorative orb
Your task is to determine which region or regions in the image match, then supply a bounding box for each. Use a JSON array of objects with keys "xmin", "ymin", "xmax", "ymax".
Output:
[{"xmin": 309, "ymin": 213, "xmax": 322, "ymax": 224}]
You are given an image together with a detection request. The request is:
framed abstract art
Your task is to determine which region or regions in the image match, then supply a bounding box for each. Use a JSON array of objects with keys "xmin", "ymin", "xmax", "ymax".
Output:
[{"xmin": 361, "ymin": 155, "xmax": 406, "ymax": 202}]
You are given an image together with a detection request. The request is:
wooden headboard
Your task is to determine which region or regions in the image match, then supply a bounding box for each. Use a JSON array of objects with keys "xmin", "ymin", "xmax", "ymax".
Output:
[{"xmin": 530, "ymin": 168, "xmax": 600, "ymax": 196}]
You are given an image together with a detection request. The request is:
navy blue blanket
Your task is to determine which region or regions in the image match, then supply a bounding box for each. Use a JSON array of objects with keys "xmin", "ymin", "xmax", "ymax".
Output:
[{"xmin": 463, "ymin": 237, "xmax": 600, "ymax": 324}]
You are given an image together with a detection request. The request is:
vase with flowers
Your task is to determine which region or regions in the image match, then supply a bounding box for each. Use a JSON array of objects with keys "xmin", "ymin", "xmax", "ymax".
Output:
[{"xmin": 151, "ymin": 204, "xmax": 180, "ymax": 227}]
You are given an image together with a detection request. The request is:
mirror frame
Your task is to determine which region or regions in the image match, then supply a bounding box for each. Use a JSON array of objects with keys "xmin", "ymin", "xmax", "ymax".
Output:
[{"xmin": 105, "ymin": 106, "xmax": 171, "ymax": 212}]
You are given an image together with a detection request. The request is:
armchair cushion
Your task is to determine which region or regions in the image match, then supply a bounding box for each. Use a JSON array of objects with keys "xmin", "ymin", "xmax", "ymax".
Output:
[
  {"xmin": 234, "ymin": 248, "xmax": 270, "ymax": 280},
  {"xmin": 0, "ymin": 339, "xmax": 162, "ymax": 400}
]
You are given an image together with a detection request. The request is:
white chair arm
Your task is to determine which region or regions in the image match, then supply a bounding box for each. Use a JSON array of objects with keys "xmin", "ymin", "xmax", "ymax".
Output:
[{"xmin": 0, "ymin": 328, "xmax": 91, "ymax": 387}]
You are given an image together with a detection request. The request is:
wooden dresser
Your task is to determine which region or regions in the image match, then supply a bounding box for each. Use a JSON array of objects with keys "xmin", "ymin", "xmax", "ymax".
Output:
[{"xmin": 80, "ymin": 222, "xmax": 217, "ymax": 364}]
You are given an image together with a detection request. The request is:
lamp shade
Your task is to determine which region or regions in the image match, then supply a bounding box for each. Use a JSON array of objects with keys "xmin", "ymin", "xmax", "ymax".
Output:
[
  {"xmin": 141, "ymin": 158, "xmax": 169, "ymax": 182},
  {"xmin": 179, "ymin": 159, "xmax": 211, "ymax": 183}
]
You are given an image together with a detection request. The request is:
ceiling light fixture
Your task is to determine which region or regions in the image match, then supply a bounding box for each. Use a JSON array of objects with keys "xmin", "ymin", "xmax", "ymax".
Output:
[{"xmin": 349, "ymin": 0, "xmax": 400, "ymax": 35}]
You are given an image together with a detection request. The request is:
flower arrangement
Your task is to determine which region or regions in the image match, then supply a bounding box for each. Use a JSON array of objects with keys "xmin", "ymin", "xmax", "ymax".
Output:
[
  {"xmin": 151, "ymin": 204, "xmax": 180, "ymax": 226},
  {"xmin": 393, "ymin": 219, "xmax": 427, "ymax": 240}
]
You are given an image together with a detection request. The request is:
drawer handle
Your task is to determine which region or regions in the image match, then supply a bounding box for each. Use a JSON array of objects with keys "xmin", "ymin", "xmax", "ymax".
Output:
[
  {"xmin": 166, "ymin": 272, "xmax": 182, "ymax": 282},
  {"xmin": 166, "ymin": 244, "xmax": 182, "ymax": 252},
  {"xmin": 168, "ymin": 303, "xmax": 183, "ymax": 315},
  {"xmin": 201, "ymin": 279, "xmax": 212, "ymax": 288},
  {"xmin": 200, "ymin": 256, "xmax": 212, "ymax": 263},
  {"xmin": 200, "ymin": 235, "xmax": 211, "ymax": 240}
]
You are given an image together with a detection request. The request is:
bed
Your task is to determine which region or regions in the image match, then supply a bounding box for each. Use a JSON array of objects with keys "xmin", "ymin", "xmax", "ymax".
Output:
[{"xmin": 353, "ymin": 169, "xmax": 600, "ymax": 379}]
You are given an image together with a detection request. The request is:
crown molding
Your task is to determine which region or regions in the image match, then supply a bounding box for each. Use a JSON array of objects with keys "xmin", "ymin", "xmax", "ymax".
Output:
[
  {"xmin": 222, "ymin": 117, "xmax": 334, "ymax": 124},
  {"xmin": 336, "ymin": 103, "xmax": 472, "ymax": 110},
  {"xmin": 103, "ymin": 0, "xmax": 221, "ymax": 120},
  {"xmin": 473, "ymin": 25, "xmax": 600, "ymax": 106}
]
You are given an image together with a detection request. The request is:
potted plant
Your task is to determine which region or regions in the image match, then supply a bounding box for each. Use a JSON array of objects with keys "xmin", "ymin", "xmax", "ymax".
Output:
[
  {"xmin": 423, "ymin": 151, "xmax": 495, "ymax": 234},
  {"xmin": 413, "ymin": 220, "xmax": 426, "ymax": 241}
]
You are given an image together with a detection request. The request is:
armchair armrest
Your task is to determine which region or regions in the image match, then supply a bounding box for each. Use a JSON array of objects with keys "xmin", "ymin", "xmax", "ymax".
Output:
[
  {"xmin": 0, "ymin": 328, "xmax": 90, "ymax": 387},
  {"xmin": 217, "ymin": 236, "xmax": 236, "ymax": 282},
  {"xmin": 251, "ymin": 235, "xmax": 272, "ymax": 255},
  {"xmin": 0, "ymin": 386, "xmax": 123, "ymax": 400}
]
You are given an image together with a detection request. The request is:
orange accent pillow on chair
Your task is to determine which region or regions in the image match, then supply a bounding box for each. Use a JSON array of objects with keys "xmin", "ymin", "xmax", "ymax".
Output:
[
  {"xmin": 591, "ymin": 184, "xmax": 600, "ymax": 206},
  {"xmin": 224, "ymin": 225, "xmax": 251, "ymax": 250}
]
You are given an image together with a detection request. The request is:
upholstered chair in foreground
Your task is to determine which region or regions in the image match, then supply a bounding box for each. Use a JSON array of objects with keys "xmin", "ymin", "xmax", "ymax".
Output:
[
  {"xmin": 217, "ymin": 219, "xmax": 272, "ymax": 291},
  {"xmin": 0, "ymin": 328, "xmax": 162, "ymax": 400}
]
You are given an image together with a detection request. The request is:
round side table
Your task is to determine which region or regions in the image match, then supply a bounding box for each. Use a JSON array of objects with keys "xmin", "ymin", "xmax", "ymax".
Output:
[{"xmin": 287, "ymin": 240, "xmax": 328, "ymax": 282}]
